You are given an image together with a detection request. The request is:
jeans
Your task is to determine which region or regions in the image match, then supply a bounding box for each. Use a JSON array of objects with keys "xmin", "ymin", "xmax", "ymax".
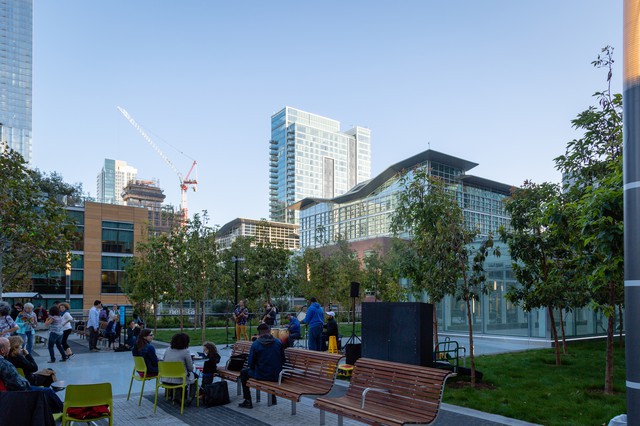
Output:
[
  {"xmin": 61, "ymin": 329, "xmax": 72, "ymax": 351},
  {"xmin": 48, "ymin": 332, "xmax": 66, "ymax": 361},
  {"xmin": 308, "ymin": 324, "xmax": 323, "ymax": 351},
  {"xmin": 19, "ymin": 331, "xmax": 34, "ymax": 355},
  {"xmin": 89, "ymin": 326, "xmax": 99, "ymax": 350}
]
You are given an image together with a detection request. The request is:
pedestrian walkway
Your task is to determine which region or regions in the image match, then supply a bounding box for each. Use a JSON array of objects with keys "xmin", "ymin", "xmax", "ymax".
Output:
[{"xmin": 30, "ymin": 332, "xmax": 540, "ymax": 425}]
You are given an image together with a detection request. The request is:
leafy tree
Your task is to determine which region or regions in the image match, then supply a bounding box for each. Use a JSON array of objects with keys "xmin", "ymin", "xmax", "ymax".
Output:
[
  {"xmin": 554, "ymin": 46, "xmax": 622, "ymax": 394},
  {"xmin": 390, "ymin": 168, "xmax": 474, "ymax": 343},
  {"xmin": 0, "ymin": 148, "xmax": 80, "ymax": 296}
]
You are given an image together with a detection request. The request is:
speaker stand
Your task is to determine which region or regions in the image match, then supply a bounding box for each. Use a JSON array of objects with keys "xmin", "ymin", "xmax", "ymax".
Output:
[{"xmin": 345, "ymin": 296, "xmax": 361, "ymax": 346}]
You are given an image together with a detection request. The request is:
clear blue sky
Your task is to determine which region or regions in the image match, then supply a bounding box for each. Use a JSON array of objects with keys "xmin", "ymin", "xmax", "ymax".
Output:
[{"xmin": 31, "ymin": 1, "xmax": 622, "ymax": 227}]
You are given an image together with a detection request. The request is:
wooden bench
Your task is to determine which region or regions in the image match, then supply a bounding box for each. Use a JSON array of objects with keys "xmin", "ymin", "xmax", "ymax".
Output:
[
  {"xmin": 313, "ymin": 358, "xmax": 454, "ymax": 426},
  {"xmin": 247, "ymin": 347, "xmax": 343, "ymax": 415},
  {"xmin": 216, "ymin": 340, "xmax": 252, "ymax": 395}
]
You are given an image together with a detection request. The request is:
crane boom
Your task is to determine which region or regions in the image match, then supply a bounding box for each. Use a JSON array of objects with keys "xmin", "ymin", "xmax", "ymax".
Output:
[{"xmin": 117, "ymin": 106, "xmax": 198, "ymax": 220}]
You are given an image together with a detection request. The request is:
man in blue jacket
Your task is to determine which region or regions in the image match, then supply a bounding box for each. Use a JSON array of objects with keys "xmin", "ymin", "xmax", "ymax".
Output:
[
  {"xmin": 238, "ymin": 323, "xmax": 285, "ymax": 409},
  {"xmin": 302, "ymin": 297, "xmax": 324, "ymax": 351}
]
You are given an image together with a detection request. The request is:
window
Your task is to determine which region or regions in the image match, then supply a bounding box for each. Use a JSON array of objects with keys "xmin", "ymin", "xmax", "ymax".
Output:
[{"xmin": 102, "ymin": 221, "xmax": 134, "ymax": 253}]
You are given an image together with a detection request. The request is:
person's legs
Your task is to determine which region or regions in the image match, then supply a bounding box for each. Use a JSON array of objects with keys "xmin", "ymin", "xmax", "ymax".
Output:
[
  {"xmin": 61, "ymin": 329, "xmax": 72, "ymax": 355},
  {"xmin": 89, "ymin": 326, "xmax": 98, "ymax": 350},
  {"xmin": 47, "ymin": 334, "xmax": 56, "ymax": 361},
  {"xmin": 25, "ymin": 331, "xmax": 34, "ymax": 355},
  {"xmin": 308, "ymin": 325, "xmax": 322, "ymax": 351},
  {"xmin": 240, "ymin": 325, "xmax": 249, "ymax": 340},
  {"xmin": 53, "ymin": 333, "xmax": 67, "ymax": 360},
  {"xmin": 238, "ymin": 368, "xmax": 252, "ymax": 407},
  {"xmin": 235, "ymin": 324, "xmax": 241, "ymax": 340}
]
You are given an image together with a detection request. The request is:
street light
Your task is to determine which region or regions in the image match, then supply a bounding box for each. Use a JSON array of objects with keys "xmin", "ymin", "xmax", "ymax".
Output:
[
  {"xmin": 65, "ymin": 260, "xmax": 72, "ymax": 304},
  {"xmin": 231, "ymin": 256, "xmax": 245, "ymax": 306}
]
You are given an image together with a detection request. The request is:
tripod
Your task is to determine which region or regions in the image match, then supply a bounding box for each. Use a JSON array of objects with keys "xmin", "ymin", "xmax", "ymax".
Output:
[{"xmin": 344, "ymin": 294, "xmax": 361, "ymax": 346}]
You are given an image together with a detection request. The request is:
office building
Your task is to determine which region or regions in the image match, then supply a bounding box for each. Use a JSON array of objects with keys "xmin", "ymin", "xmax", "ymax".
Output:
[
  {"xmin": 217, "ymin": 218, "xmax": 299, "ymax": 251},
  {"xmin": 270, "ymin": 107, "xmax": 371, "ymax": 223},
  {"xmin": 0, "ymin": 0, "xmax": 33, "ymax": 162},
  {"xmin": 122, "ymin": 179, "xmax": 179, "ymax": 234},
  {"xmin": 97, "ymin": 159, "xmax": 138, "ymax": 205},
  {"xmin": 291, "ymin": 149, "xmax": 607, "ymax": 342}
]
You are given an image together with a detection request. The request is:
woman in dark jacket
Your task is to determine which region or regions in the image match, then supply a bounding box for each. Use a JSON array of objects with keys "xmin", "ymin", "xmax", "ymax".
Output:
[
  {"xmin": 132, "ymin": 328, "xmax": 158, "ymax": 376},
  {"xmin": 7, "ymin": 335, "xmax": 39, "ymax": 384}
]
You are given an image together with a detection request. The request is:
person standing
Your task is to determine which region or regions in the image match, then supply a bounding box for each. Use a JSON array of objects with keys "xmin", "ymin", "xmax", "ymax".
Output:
[
  {"xmin": 262, "ymin": 302, "xmax": 276, "ymax": 326},
  {"xmin": 0, "ymin": 302, "xmax": 18, "ymax": 338},
  {"xmin": 302, "ymin": 297, "xmax": 324, "ymax": 351},
  {"xmin": 87, "ymin": 300, "xmax": 102, "ymax": 352},
  {"xmin": 44, "ymin": 305, "xmax": 68, "ymax": 363},
  {"xmin": 238, "ymin": 323, "xmax": 285, "ymax": 409},
  {"xmin": 233, "ymin": 300, "xmax": 249, "ymax": 341},
  {"xmin": 59, "ymin": 303, "xmax": 75, "ymax": 358},
  {"xmin": 10, "ymin": 303, "xmax": 23, "ymax": 320},
  {"xmin": 16, "ymin": 302, "xmax": 37, "ymax": 355}
]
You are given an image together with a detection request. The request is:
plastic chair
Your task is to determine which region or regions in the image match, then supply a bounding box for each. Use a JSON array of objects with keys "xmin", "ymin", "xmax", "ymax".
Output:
[
  {"xmin": 16, "ymin": 367, "xmax": 25, "ymax": 377},
  {"xmin": 154, "ymin": 361, "xmax": 199, "ymax": 415},
  {"xmin": 127, "ymin": 356, "xmax": 157, "ymax": 406},
  {"xmin": 61, "ymin": 382, "xmax": 113, "ymax": 425}
]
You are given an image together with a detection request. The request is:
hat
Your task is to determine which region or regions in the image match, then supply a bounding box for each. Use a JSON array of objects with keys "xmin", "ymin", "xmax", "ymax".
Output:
[
  {"xmin": 326, "ymin": 311, "xmax": 335, "ymax": 317},
  {"xmin": 257, "ymin": 323, "xmax": 271, "ymax": 332}
]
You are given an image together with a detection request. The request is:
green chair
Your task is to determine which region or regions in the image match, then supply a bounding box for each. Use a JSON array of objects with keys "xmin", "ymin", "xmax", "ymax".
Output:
[
  {"xmin": 16, "ymin": 367, "xmax": 25, "ymax": 377},
  {"xmin": 127, "ymin": 356, "xmax": 157, "ymax": 405},
  {"xmin": 61, "ymin": 382, "xmax": 113, "ymax": 425},
  {"xmin": 154, "ymin": 361, "xmax": 198, "ymax": 415}
]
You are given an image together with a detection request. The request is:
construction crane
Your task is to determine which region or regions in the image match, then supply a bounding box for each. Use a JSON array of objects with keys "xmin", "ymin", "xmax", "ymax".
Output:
[{"xmin": 117, "ymin": 106, "xmax": 198, "ymax": 221}]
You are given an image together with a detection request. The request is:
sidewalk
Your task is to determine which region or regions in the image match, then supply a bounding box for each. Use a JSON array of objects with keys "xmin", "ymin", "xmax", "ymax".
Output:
[{"xmin": 31, "ymin": 333, "xmax": 539, "ymax": 425}]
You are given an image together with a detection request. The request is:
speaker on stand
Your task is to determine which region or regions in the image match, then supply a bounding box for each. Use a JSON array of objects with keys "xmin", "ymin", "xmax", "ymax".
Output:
[{"xmin": 345, "ymin": 281, "xmax": 361, "ymax": 365}]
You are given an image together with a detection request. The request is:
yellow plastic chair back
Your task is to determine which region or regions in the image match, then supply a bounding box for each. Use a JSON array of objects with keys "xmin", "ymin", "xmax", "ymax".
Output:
[
  {"xmin": 127, "ymin": 356, "xmax": 157, "ymax": 406},
  {"xmin": 61, "ymin": 382, "xmax": 113, "ymax": 426},
  {"xmin": 154, "ymin": 361, "xmax": 194, "ymax": 415},
  {"xmin": 16, "ymin": 367, "xmax": 25, "ymax": 377}
]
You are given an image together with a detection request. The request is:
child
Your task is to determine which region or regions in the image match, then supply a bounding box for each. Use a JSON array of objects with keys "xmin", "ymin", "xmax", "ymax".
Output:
[{"xmin": 201, "ymin": 341, "xmax": 221, "ymax": 386}]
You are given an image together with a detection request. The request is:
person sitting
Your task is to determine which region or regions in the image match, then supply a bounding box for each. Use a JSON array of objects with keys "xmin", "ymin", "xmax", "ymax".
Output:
[
  {"xmin": 132, "ymin": 328, "xmax": 158, "ymax": 377},
  {"xmin": 200, "ymin": 341, "xmax": 221, "ymax": 386},
  {"xmin": 104, "ymin": 315, "xmax": 119, "ymax": 350},
  {"xmin": 0, "ymin": 337, "xmax": 63, "ymax": 414},
  {"xmin": 286, "ymin": 313, "xmax": 301, "ymax": 347},
  {"xmin": 6, "ymin": 336, "xmax": 38, "ymax": 384},
  {"xmin": 238, "ymin": 323, "xmax": 285, "ymax": 409},
  {"xmin": 125, "ymin": 321, "xmax": 139, "ymax": 349},
  {"xmin": 162, "ymin": 332, "xmax": 197, "ymax": 405}
]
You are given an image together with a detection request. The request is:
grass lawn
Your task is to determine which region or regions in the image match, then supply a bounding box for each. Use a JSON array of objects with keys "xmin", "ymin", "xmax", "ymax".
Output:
[
  {"xmin": 154, "ymin": 327, "xmax": 238, "ymax": 347},
  {"xmin": 443, "ymin": 339, "xmax": 627, "ymax": 426}
]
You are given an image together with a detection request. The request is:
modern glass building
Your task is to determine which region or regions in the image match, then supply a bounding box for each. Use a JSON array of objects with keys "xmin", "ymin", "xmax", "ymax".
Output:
[
  {"xmin": 291, "ymin": 149, "xmax": 610, "ymax": 341},
  {"xmin": 0, "ymin": 0, "xmax": 33, "ymax": 162},
  {"xmin": 97, "ymin": 158, "xmax": 138, "ymax": 205},
  {"xmin": 269, "ymin": 107, "xmax": 371, "ymax": 224}
]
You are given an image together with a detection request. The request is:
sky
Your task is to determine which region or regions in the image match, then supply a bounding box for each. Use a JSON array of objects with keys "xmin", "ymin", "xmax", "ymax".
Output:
[{"xmin": 31, "ymin": 1, "xmax": 623, "ymax": 228}]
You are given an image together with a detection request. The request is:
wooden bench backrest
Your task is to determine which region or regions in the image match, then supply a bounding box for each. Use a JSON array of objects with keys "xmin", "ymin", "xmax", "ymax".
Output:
[
  {"xmin": 232, "ymin": 340, "xmax": 253, "ymax": 356},
  {"xmin": 347, "ymin": 358, "xmax": 452, "ymax": 418},
  {"xmin": 284, "ymin": 348, "xmax": 342, "ymax": 383}
]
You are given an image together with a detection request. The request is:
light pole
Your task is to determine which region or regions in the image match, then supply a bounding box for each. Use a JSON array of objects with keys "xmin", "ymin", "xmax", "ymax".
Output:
[
  {"xmin": 64, "ymin": 260, "xmax": 72, "ymax": 304},
  {"xmin": 231, "ymin": 256, "xmax": 245, "ymax": 306}
]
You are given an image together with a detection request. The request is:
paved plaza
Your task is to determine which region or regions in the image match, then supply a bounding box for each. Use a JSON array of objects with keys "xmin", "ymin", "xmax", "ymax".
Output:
[{"xmin": 28, "ymin": 332, "xmax": 541, "ymax": 425}]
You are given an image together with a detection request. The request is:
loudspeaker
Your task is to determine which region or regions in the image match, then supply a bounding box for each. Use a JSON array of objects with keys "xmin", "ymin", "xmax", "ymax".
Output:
[
  {"xmin": 345, "ymin": 343, "xmax": 361, "ymax": 365},
  {"xmin": 361, "ymin": 302, "xmax": 434, "ymax": 367},
  {"xmin": 350, "ymin": 281, "xmax": 360, "ymax": 298}
]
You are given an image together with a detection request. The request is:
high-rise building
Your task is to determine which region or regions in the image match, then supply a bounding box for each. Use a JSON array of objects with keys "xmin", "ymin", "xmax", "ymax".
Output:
[
  {"xmin": 0, "ymin": 0, "xmax": 33, "ymax": 162},
  {"xmin": 269, "ymin": 107, "xmax": 371, "ymax": 223},
  {"xmin": 97, "ymin": 159, "xmax": 138, "ymax": 205},
  {"xmin": 122, "ymin": 179, "xmax": 180, "ymax": 234}
]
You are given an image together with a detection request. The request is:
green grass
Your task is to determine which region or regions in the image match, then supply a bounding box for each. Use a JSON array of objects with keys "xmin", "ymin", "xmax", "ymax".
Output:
[
  {"xmin": 154, "ymin": 327, "xmax": 239, "ymax": 347},
  {"xmin": 443, "ymin": 339, "xmax": 627, "ymax": 425}
]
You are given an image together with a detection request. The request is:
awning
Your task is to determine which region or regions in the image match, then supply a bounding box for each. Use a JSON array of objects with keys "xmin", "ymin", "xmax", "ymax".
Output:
[{"xmin": 2, "ymin": 292, "xmax": 41, "ymax": 298}]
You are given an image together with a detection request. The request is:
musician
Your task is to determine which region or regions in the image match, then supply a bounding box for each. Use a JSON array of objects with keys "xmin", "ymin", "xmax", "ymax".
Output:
[
  {"xmin": 233, "ymin": 300, "xmax": 249, "ymax": 341},
  {"xmin": 261, "ymin": 303, "xmax": 276, "ymax": 326},
  {"xmin": 286, "ymin": 313, "xmax": 301, "ymax": 347}
]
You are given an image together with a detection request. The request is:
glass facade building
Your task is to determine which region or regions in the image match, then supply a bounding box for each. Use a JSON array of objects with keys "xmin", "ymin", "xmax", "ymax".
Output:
[
  {"xmin": 0, "ymin": 0, "xmax": 32, "ymax": 162},
  {"xmin": 292, "ymin": 149, "xmax": 608, "ymax": 341},
  {"xmin": 269, "ymin": 107, "xmax": 371, "ymax": 223},
  {"xmin": 97, "ymin": 159, "xmax": 138, "ymax": 205}
]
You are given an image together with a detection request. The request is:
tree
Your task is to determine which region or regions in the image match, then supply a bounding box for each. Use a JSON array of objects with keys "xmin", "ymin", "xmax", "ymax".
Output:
[
  {"xmin": 0, "ymin": 147, "xmax": 81, "ymax": 297},
  {"xmin": 390, "ymin": 168, "xmax": 475, "ymax": 343},
  {"xmin": 554, "ymin": 46, "xmax": 622, "ymax": 394}
]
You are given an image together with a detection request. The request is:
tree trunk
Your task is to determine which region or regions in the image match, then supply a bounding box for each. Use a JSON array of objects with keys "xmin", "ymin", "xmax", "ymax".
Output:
[
  {"xmin": 432, "ymin": 302, "xmax": 439, "ymax": 346},
  {"xmin": 604, "ymin": 281, "xmax": 615, "ymax": 395},
  {"xmin": 559, "ymin": 309, "xmax": 567, "ymax": 355},
  {"xmin": 548, "ymin": 307, "xmax": 561, "ymax": 366},
  {"xmin": 178, "ymin": 283, "xmax": 184, "ymax": 332},
  {"xmin": 201, "ymin": 287, "xmax": 206, "ymax": 344},
  {"xmin": 466, "ymin": 298, "xmax": 476, "ymax": 387},
  {"xmin": 618, "ymin": 305, "xmax": 624, "ymax": 349},
  {"xmin": 153, "ymin": 300, "xmax": 158, "ymax": 335}
]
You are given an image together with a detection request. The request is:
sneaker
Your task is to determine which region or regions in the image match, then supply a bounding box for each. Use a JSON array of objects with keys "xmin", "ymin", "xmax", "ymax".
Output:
[
  {"xmin": 47, "ymin": 359, "xmax": 55, "ymax": 363},
  {"xmin": 61, "ymin": 357, "xmax": 68, "ymax": 362},
  {"xmin": 68, "ymin": 353, "xmax": 75, "ymax": 358},
  {"xmin": 238, "ymin": 400, "xmax": 253, "ymax": 409},
  {"xmin": 90, "ymin": 348, "xmax": 99, "ymax": 352}
]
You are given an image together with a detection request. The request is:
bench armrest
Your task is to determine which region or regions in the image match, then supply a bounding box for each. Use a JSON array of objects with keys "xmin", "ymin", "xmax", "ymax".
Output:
[
  {"xmin": 361, "ymin": 387, "xmax": 391, "ymax": 409},
  {"xmin": 278, "ymin": 367, "xmax": 305, "ymax": 385}
]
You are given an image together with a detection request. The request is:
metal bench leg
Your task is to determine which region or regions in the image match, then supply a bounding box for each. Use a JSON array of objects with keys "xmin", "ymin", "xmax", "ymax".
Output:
[
  {"xmin": 338, "ymin": 415, "xmax": 343, "ymax": 426},
  {"xmin": 291, "ymin": 401, "xmax": 296, "ymax": 415},
  {"xmin": 236, "ymin": 378, "xmax": 241, "ymax": 396},
  {"xmin": 320, "ymin": 409, "xmax": 325, "ymax": 425},
  {"xmin": 267, "ymin": 393, "xmax": 272, "ymax": 407},
  {"xmin": 256, "ymin": 390, "xmax": 261, "ymax": 403}
]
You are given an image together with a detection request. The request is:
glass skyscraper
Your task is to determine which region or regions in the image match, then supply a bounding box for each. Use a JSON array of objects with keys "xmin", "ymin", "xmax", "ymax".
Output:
[
  {"xmin": 269, "ymin": 107, "xmax": 371, "ymax": 223},
  {"xmin": 0, "ymin": 0, "xmax": 32, "ymax": 162},
  {"xmin": 97, "ymin": 159, "xmax": 138, "ymax": 205}
]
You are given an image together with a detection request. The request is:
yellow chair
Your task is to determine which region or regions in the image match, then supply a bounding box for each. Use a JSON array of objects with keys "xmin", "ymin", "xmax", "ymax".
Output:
[
  {"xmin": 61, "ymin": 382, "xmax": 113, "ymax": 426},
  {"xmin": 154, "ymin": 361, "xmax": 199, "ymax": 415},
  {"xmin": 16, "ymin": 367, "xmax": 25, "ymax": 377},
  {"xmin": 127, "ymin": 356, "xmax": 157, "ymax": 406}
]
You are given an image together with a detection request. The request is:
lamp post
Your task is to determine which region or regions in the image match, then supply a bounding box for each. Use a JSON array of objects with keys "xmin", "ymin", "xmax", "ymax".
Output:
[
  {"xmin": 231, "ymin": 256, "xmax": 245, "ymax": 306},
  {"xmin": 64, "ymin": 260, "xmax": 72, "ymax": 304}
]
